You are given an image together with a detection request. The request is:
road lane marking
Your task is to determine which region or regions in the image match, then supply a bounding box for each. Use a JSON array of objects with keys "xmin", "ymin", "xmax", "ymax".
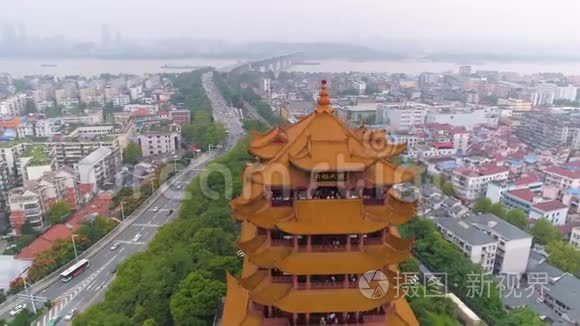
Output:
[{"xmin": 133, "ymin": 223, "xmax": 161, "ymax": 228}]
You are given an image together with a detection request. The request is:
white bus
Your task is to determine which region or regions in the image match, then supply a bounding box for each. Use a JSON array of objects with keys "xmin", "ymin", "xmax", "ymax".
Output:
[{"xmin": 60, "ymin": 259, "xmax": 90, "ymax": 282}]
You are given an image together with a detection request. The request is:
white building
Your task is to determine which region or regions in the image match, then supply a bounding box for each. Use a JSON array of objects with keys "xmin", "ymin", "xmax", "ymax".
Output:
[
  {"xmin": 528, "ymin": 201, "xmax": 568, "ymax": 226},
  {"xmin": 74, "ymin": 147, "xmax": 116, "ymax": 194},
  {"xmin": 452, "ymin": 166, "xmax": 509, "ymax": 201},
  {"xmin": 56, "ymin": 111, "xmax": 103, "ymax": 125},
  {"xmin": 556, "ymin": 84, "xmax": 578, "ymax": 102},
  {"xmin": 486, "ymin": 174, "xmax": 543, "ymax": 203},
  {"xmin": 112, "ymin": 94, "xmax": 131, "ymax": 107},
  {"xmin": 543, "ymin": 166, "xmax": 580, "ymax": 193},
  {"xmin": 435, "ymin": 218, "xmax": 497, "ymax": 274},
  {"xmin": 465, "ymin": 214, "xmax": 532, "ymax": 275},
  {"xmin": 351, "ymin": 80, "xmax": 367, "ymax": 95},
  {"xmin": 376, "ymin": 103, "xmax": 428, "ymax": 132},
  {"xmin": 137, "ymin": 124, "xmax": 181, "ymax": 157},
  {"xmin": 426, "ymin": 107, "xmax": 500, "ymax": 131},
  {"xmin": 570, "ymin": 226, "xmax": 580, "ymax": 249},
  {"xmin": 0, "ymin": 94, "xmax": 26, "ymax": 115}
]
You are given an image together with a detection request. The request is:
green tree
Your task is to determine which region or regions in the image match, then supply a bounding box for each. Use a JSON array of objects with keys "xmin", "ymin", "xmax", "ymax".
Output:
[
  {"xmin": 142, "ymin": 319, "xmax": 159, "ymax": 326},
  {"xmin": 441, "ymin": 182, "xmax": 456, "ymax": 197},
  {"xmin": 505, "ymin": 209, "xmax": 528, "ymax": 229},
  {"xmin": 44, "ymin": 105, "xmax": 63, "ymax": 118},
  {"xmin": 170, "ymin": 271, "xmax": 225, "ymax": 326},
  {"xmin": 46, "ymin": 201, "xmax": 71, "ymax": 225},
  {"xmin": 490, "ymin": 203, "xmax": 507, "ymax": 219},
  {"xmin": 24, "ymin": 99, "xmax": 37, "ymax": 114},
  {"xmin": 123, "ymin": 142, "xmax": 142, "ymax": 165},
  {"xmin": 546, "ymin": 240, "xmax": 580, "ymax": 277},
  {"xmin": 473, "ymin": 197, "xmax": 492, "ymax": 214},
  {"xmin": 496, "ymin": 308, "xmax": 545, "ymax": 326},
  {"xmin": 530, "ymin": 218, "xmax": 562, "ymax": 245}
]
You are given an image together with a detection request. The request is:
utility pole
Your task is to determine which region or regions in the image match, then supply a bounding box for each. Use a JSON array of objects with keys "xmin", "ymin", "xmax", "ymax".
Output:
[
  {"xmin": 71, "ymin": 234, "xmax": 79, "ymax": 262},
  {"xmin": 120, "ymin": 201, "xmax": 126, "ymax": 221},
  {"xmin": 21, "ymin": 272, "xmax": 37, "ymax": 314}
]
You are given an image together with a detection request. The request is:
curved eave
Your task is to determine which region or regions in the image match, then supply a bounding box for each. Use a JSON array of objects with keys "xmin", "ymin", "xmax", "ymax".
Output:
[
  {"xmin": 386, "ymin": 297, "xmax": 420, "ymax": 326},
  {"xmin": 366, "ymin": 195, "xmax": 416, "ymax": 226},
  {"xmin": 348, "ymin": 137, "xmax": 408, "ymax": 160},
  {"xmin": 234, "ymin": 197, "xmax": 416, "ymax": 232},
  {"xmin": 364, "ymin": 161, "xmax": 418, "ymax": 186},
  {"xmin": 248, "ymin": 145, "xmax": 284, "ymax": 160},
  {"xmin": 241, "ymin": 270, "xmax": 401, "ymax": 313},
  {"xmin": 243, "ymin": 244, "xmax": 411, "ymax": 275}
]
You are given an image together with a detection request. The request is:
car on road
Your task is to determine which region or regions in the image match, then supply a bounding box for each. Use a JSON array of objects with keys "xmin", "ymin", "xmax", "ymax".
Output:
[
  {"xmin": 110, "ymin": 242, "xmax": 121, "ymax": 250},
  {"xmin": 64, "ymin": 309, "xmax": 78, "ymax": 321},
  {"xmin": 132, "ymin": 233, "xmax": 142, "ymax": 242},
  {"xmin": 176, "ymin": 184, "xmax": 183, "ymax": 190},
  {"xmin": 48, "ymin": 315, "xmax": 61, "ymax": 326},
  {"xmin": 152, "ymin": 206, "xmax": 159, "ymax": 212},
  {"xmin": 9, "ymin": 303, "xmax": 26, "ymax": 316}
]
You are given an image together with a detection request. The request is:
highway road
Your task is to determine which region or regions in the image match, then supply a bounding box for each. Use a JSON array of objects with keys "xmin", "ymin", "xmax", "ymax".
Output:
[{"xmin": 0, "ymin": 70, "xmax": 244, "ymax": 325}]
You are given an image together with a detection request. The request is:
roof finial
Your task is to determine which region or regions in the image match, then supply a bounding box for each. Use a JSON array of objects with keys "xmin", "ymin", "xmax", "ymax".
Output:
[{"xmin": 316, "ymin": 80, "xmax": 333, "ymax": 113}]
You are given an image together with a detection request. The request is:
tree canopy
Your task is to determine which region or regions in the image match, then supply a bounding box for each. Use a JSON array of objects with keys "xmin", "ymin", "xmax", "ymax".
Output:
[
  {"xmin": 530, "ymin": 218, "xmax": 562, "ymax": 245},
  {"xmin": 505, "ymin": 209, "xmax": 528, "ymax": 229},
  {"xmin": 473, "ymin": 197, "xmax": 492, "ymax": 214},
  {"xmin": 546, "ymin": 240, "xmax": 580, "ymax": 277},
  {"xmin": 46, "ymin": 201, "xmax": 72, "ymax": 225},
  {"xmin": 169, "ymin": 271, "xmax": 225, "ymax": 325},
  {"xmin": 122, "ymin": 142, "xmax": 142, "ymax": 165}
]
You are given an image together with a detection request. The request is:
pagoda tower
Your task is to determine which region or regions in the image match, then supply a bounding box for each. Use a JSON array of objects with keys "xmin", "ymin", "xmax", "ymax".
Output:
[{"xmin": 222, "ymin": 81, "xmax": 419, "ymax": 325}]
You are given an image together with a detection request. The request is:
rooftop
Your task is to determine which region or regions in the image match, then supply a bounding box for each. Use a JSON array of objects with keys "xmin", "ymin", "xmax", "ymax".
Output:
[
  {"xmin": 78, "ymin": 147, "xmax": 112, "ymax": 165},
  {"xmin": 513, "ymin": 173, "xmax": 541, "ymax": 186},
  {"xmin": 505, "ymin": 188, "xmax": 536, "ymax": 203},
  {"xmin": 544, "ymin": 166, "xmax": 580, "ymax": 179},
  {"xmin": 435, "ymin": 217, "xmax": 496, "ymax": 246},
  {"xmin": 532, "ymin": 200, "xmax": 568, "ymax": 212},
  {"xmin": 465, "ymin": 213, "xmax": 532, "ymax": 241},
  {"xmin": 23, "ymin": 145, "xmax": 52, "ymax": 166}
]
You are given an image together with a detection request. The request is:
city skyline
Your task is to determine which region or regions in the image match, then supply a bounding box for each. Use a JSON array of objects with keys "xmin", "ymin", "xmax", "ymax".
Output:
[{"xmin": 3, "ymin": 0, "xmax": 580, "ymax": 54}]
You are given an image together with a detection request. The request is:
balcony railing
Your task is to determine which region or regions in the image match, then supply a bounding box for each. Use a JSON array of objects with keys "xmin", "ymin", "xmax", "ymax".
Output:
[{"xmin": 271, "ymin": 199, "xmax": 293, "ymax": 207}]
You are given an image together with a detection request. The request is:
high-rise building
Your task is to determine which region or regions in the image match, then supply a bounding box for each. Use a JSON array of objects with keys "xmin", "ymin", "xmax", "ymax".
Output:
[{"xmin": 221, "ymin": 81, "xmax": 419, "ymax": 325}]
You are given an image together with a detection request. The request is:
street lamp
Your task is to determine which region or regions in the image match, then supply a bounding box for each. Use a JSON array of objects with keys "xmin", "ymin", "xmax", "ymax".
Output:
[
  {"xmin": 21, "ymin": 270, "xmax": 37, "ymax": 314},
  {"xmin": 71, "ymin": 234, "xmax": 80, "ymax": 262},
  {"xmin": 120, "ymin": 201, "xmax": 127, "ymax": 221}
]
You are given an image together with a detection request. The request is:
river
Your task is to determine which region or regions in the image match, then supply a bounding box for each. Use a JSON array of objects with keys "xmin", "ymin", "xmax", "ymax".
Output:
[
  {"xmin": 3, "ymin": 57, "xmax": 580, "ymax": 77},
  {"xmin": 0, "ymin": 58, "xmax": 238, "ymax": 77}
]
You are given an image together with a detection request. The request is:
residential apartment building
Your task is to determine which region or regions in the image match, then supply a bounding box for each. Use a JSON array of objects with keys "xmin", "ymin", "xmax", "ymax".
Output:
[
  {"xmin": 74, "ymin": 147, "xmax": 117, "ymax": 195},
  {"xmin": 516, "ymin": 110, "xmax": 580, "ymax": 149},
  {"xmin": 466, "ymin": 214, "xmax": 532, "ymax": 275},
  {"xmin": 0, "ymin": 94, "xmax": 26, "ymax": 116},
  {"xmin": 543, "ymin": 166, "xmax": 580, "ymax": 193},
  {"xmin": 56, "ymin": 111, "xmax": 104, "ymax": 125},
  {"xmin": 570, "ymin": 226, "xmax": 580, "ymax": 249},
  {"xmin": 502, "ymin": 188, "xmax": 569, "ymax": 225},
  {"xmin": 19, "ymin": 145, "xmax": 57, "ymax": 183},
  {"xmin": 452, "ymin": 166, "xmax": 509, "ymax": 201},
  {"xmin": 426, "ymin": 107, "xmax": 500, "ymax": 131},
  {"xmin": 486, "ymin": 174, "xmax": 543, "ymax": 203},
  {"xmin": 49, "ymin": 138, "xmax": 122, "ymax": 167},
  {"xmin": 8, "ymin": 168, "xmax": 79, "ymax": 233},
  {"xmin": 376, "ymin": 103, "xmax": 428, "ymax": 131},
  {"xmin": 435, "ymin": 214, "xmax": 532, "ymax": 275},
  {"xmin": 435, "ymin": 218, "xmax": 497, "ymax": 274},
  {"xmin": 0, "ymin": 142, "xmax": 26, "ymax": 177},
  {"xmin": 137, "ymin": 124, "xmax": 181, "ymax": 157},
  {"xmin": 170, "ymin": 109, "xmax": 191, "ymax": 125}
]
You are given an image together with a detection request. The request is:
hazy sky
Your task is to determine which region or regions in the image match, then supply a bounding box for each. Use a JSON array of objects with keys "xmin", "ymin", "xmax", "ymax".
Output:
[{"xmin": 3, "ymin": 0, "xmax": 580, "ymax": 51}]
